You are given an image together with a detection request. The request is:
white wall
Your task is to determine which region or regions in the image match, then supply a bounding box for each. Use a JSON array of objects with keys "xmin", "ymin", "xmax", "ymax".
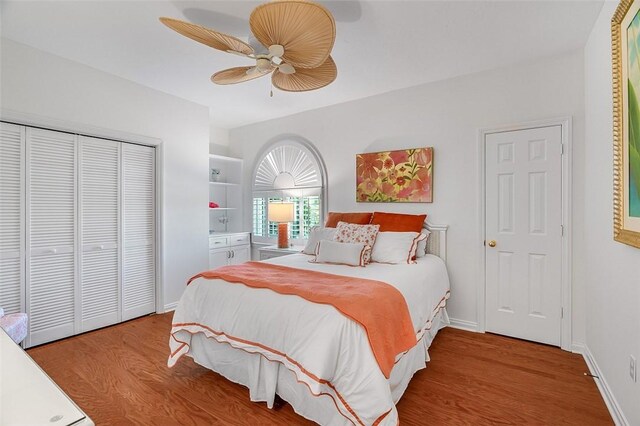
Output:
[
  {"xmin": 584, "ymin": 2, "xmax": 640, "ymax": 424},
  {"xmin": 209, "ymin": 109, "xmax": 230, "ymax": 156},
  {"xmin": 1, "ymin": 39, "xmax": 210, "ymax": 309},
  {"xmin": 230, "ymin": 51, "xmax": 586, "ymax": 341}
]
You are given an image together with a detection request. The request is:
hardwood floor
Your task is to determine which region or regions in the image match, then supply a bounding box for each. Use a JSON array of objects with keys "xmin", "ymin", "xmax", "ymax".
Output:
[{"xmin": 27, "ymin": 313, "xmax": 612, "ymax": 425}]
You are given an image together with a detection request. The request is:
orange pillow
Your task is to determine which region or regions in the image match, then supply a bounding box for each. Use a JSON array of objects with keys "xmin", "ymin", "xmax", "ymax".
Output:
[
  {"xmin": 325, "ymin": 212, "xmax": 373, "ymax": 228},
  {"xmin": 370, "ymin": 212, "xmax": 427, "ymax": 232}
]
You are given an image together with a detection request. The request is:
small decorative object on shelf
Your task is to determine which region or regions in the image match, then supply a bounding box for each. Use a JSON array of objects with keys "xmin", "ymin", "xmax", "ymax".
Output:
[
  {"xmin": 210, "ymin": 168, "xmax": 221, "ymax": 182},
  {"xmin": 209, "ymin": 201, "xmax": 219, "ymax": 208},
  {"xmin": 218, "ymin": 216, "xmax": 229, "ymax": 225}
]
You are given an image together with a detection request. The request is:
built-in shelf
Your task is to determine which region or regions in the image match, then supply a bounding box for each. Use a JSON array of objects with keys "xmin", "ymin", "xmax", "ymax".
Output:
[
  {"xmin": 209, "ymin": 154, "xmax": 242, "ymax": 162},
  {"xmin": 209, "ymin": 154, "xmax": 243, "ymax": 233},
  {"xmin": 209, "ymin": 181, "xmax": 239, "ymax": 186}
]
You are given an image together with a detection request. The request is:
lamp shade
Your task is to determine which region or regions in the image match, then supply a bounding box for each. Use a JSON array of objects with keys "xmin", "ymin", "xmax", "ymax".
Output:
[{"xmin": 268, "ymin": 202, "xmax": 294, "ymax": 223}]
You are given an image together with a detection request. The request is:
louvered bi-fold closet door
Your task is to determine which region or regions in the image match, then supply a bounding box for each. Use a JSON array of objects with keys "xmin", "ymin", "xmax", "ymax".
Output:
[
  {"xmin": 0, "ymin": 123, "xmax": 25, "ymax": 315},
  {"xmin": 26, "ymin": 128, "xmax": 77, "ymax": 347},
  {"xmin": 122, "ymin": 144, "xmax": 155, "ymax": 320},
  {"xmin": 79, "ymin": 136, "xmax": 120, "ymax": 332}
]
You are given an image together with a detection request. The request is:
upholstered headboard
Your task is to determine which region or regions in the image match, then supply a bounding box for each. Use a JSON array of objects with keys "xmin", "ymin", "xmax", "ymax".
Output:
[{"xmin": 424, "ymin": 222, "xmax": 448, "ymax": 262}]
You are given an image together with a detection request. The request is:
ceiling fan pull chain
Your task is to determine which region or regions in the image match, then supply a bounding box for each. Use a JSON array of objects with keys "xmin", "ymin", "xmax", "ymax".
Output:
[{"xmin": 270, "ymin": 82, "xmax": 274, "ymax": 98}]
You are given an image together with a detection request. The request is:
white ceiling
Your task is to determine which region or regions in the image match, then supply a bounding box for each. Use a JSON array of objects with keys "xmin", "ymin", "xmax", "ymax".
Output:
[{"xmin": 1, "ymin": 0, "xmax": 603, "ymax": 129}]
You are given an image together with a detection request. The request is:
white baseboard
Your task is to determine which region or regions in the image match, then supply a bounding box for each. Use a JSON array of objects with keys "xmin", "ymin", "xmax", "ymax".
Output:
[
  {"xmin": 448, "ymin": 317, "xmax": 479, "ymax": 332},
  {"xmin": 571, "ymin": 342, "xmax": 586, "ymax": 354},
  {"xmin": 163, "ymin": 302, "xmax": 178, "ymax": 313},
  {"xmin": 582, "ymin": 345, "xmax": 629, "ymax": 426}
]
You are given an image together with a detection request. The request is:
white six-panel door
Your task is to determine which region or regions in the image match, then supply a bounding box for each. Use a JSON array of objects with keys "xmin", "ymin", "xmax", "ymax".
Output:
[
  {"xmin": 26, "ymin": 128, "xmax": 77, "ymax": 347},
  {"xmin": 79, "ymin": 136, "xmax": 121, "ymax": 332},
  {"xmin": 0, "ymin": 123, "xmax": 25, "ymax": 315},
  {"xmin": 485, "ymin": 125, "xmax": 563, "ymax": 346},
  {"xmin": 122, "ymin": 143, "xmax": 155, "ymax": 321}
]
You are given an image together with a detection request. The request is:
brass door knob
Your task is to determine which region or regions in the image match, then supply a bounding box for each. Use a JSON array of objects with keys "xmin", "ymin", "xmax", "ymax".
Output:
[{"xmin": 487, "ymin": 240, "xmax": 497, "ymax": 248}]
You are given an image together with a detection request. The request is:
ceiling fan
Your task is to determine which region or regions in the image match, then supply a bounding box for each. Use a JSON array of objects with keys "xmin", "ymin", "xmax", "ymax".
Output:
[{"xmin": 160, "ymin": 0, "xmax": 337, "ymax": 92}]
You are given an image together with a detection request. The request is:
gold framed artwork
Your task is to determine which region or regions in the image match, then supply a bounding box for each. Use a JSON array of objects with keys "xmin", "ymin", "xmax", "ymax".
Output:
[
  {"xmin": 356, "ymin": 147, "xmax": 433, "ymax": 203},
  {"xmin": 613, "ymin": 0, "xmax": 640, "ymax": 248}
]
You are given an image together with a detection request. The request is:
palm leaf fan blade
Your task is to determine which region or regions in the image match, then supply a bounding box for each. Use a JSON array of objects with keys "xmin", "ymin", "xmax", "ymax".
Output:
[
  {"xmin": 272, "ymin": 56, "xmax": 337, "ymax": 92},
  {"xmin": 249, "ymin": 1, "xmax": 335, "ymax": 69},
  {"xmin": 212, "ymin": 67, "xmax": 272, "ymax": 85},
  {"xmin": 159, "ymin": 17, "xmax": 254, "ymax": 56}
]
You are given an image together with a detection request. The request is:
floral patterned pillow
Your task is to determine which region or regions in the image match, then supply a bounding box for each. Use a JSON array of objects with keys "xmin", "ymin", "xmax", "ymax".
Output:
[{"xmin": 333, "ymin": 221, "xmax": 380, "ymax": 263}]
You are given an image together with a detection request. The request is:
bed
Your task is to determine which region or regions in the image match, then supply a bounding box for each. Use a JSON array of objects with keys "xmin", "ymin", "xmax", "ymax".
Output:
[{"xmin": 169, "ymin": 223, "xmax": 450, "ymax": 426}]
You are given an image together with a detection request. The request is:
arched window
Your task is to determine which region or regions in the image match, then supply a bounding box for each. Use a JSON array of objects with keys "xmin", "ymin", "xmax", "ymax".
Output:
[{"xmin": 252, "ymin": 139, "xmax": 326, "ymax": 243}]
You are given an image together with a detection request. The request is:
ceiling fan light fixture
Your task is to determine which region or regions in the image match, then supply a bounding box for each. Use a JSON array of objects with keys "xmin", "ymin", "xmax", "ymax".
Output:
[
  {"xmin": 256, "ymin": 58, "xmax": 272, "ymax": 71},
  {"xmin": 268, "ymin": 44, "xmax": 285, "ymax": 58},
  {"xmin": 278, "ymin": 63, "xmax": 296, "ymax": 75}
]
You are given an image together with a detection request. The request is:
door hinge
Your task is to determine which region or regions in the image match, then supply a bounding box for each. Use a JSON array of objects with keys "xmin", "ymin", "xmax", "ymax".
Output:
[
  {"xmin": 561, "ymin": 307, "xmax": 564, "ymax": 319},
  {"xmin": 561, "ymin": 144, "xmax": 565, "ymax": 155},
  {"xmin": 561, "ymin": 225, "xmax": 564, "ymax": 236}
]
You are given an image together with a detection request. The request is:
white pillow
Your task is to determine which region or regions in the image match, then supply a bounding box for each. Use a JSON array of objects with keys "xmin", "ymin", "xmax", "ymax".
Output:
[
  {"xmin": 371, "ymin": 231, "xmax": 428, "ymax": 264},
  {"xmin": 416, "ymin": 229, "xmax": 432, "ymax": 258},
  {"xmin": 302, "ymin": 227, "xmax": 337, "ymax": 255},
  {"xmin": 333, "ymin": 221, "xmax": 380, "ymax": 264},
  {"xmin": 311, "ymin": 240, "xmax": 368, "ymax": 267}
]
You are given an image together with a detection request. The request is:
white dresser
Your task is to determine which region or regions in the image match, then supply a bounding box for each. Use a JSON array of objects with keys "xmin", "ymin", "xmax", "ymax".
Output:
[
  {"xmin": 0, "ymin": 327, "xmax": 93, "ymax": 425},
  {"xmin": 208, "ymin": 232, "xmax": 251, "ymax": 269}
]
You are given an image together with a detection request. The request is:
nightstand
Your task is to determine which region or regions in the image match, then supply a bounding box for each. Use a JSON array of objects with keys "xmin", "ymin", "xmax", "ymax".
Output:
[{"xmin": 258, "ymin": 245, "xmax": 304, "ymax": 260}]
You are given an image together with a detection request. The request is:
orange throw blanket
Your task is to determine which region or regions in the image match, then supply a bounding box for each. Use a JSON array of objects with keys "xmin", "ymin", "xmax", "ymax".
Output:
[{"xmin": 188, "ymin": 262, "xmax": 417, "ymax": 378}]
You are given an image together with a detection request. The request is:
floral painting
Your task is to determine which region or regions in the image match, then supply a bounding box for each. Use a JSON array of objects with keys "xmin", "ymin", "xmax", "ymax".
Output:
[
  {"xmin": 613, "ymin": 0, "xmax": 640, "ymax": 247},
  {"xmin": 627, "ymin": 7, "xmax": 640, "ymax": 218},
  {"xmin": 356, "ymin": 147, "xmax": 433, "ymax": 203}
]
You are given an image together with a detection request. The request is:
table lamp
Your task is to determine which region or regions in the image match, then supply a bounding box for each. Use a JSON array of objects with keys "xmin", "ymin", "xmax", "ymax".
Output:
[{"xmin": 268, "ymin": 202, "xmax": 294, "ymax": 248}]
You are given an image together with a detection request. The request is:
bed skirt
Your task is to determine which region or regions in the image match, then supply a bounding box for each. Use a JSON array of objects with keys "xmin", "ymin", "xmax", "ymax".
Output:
[{"xmin": 186, "ymin": 308, "xmax": 450, "ymax": 426}]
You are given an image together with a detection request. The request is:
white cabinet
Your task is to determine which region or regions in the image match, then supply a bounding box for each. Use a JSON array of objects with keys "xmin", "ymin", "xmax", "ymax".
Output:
[
  {"xmin": 229, "ymin": 246, "xmax": 250, "ymax": 265},
  {"xmin": 0, "ymin": 121, "xmax": 156, "ymax": 347},
  {"xmin": 208, "ymin": 232, "xmax": 251, "ymax": 269},
  {"xmin": 208, "ymin": 154, "xmax": 251, "ymax": 267},
  {"xmin": 208, "ymin": 249, "xmax": 230, "ymax": 269}
]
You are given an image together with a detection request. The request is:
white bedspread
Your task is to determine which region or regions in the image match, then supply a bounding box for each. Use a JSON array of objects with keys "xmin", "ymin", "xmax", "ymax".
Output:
[{"xmin": 169, "ymin": 254, "xmax": 450, "ymax": 426}]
